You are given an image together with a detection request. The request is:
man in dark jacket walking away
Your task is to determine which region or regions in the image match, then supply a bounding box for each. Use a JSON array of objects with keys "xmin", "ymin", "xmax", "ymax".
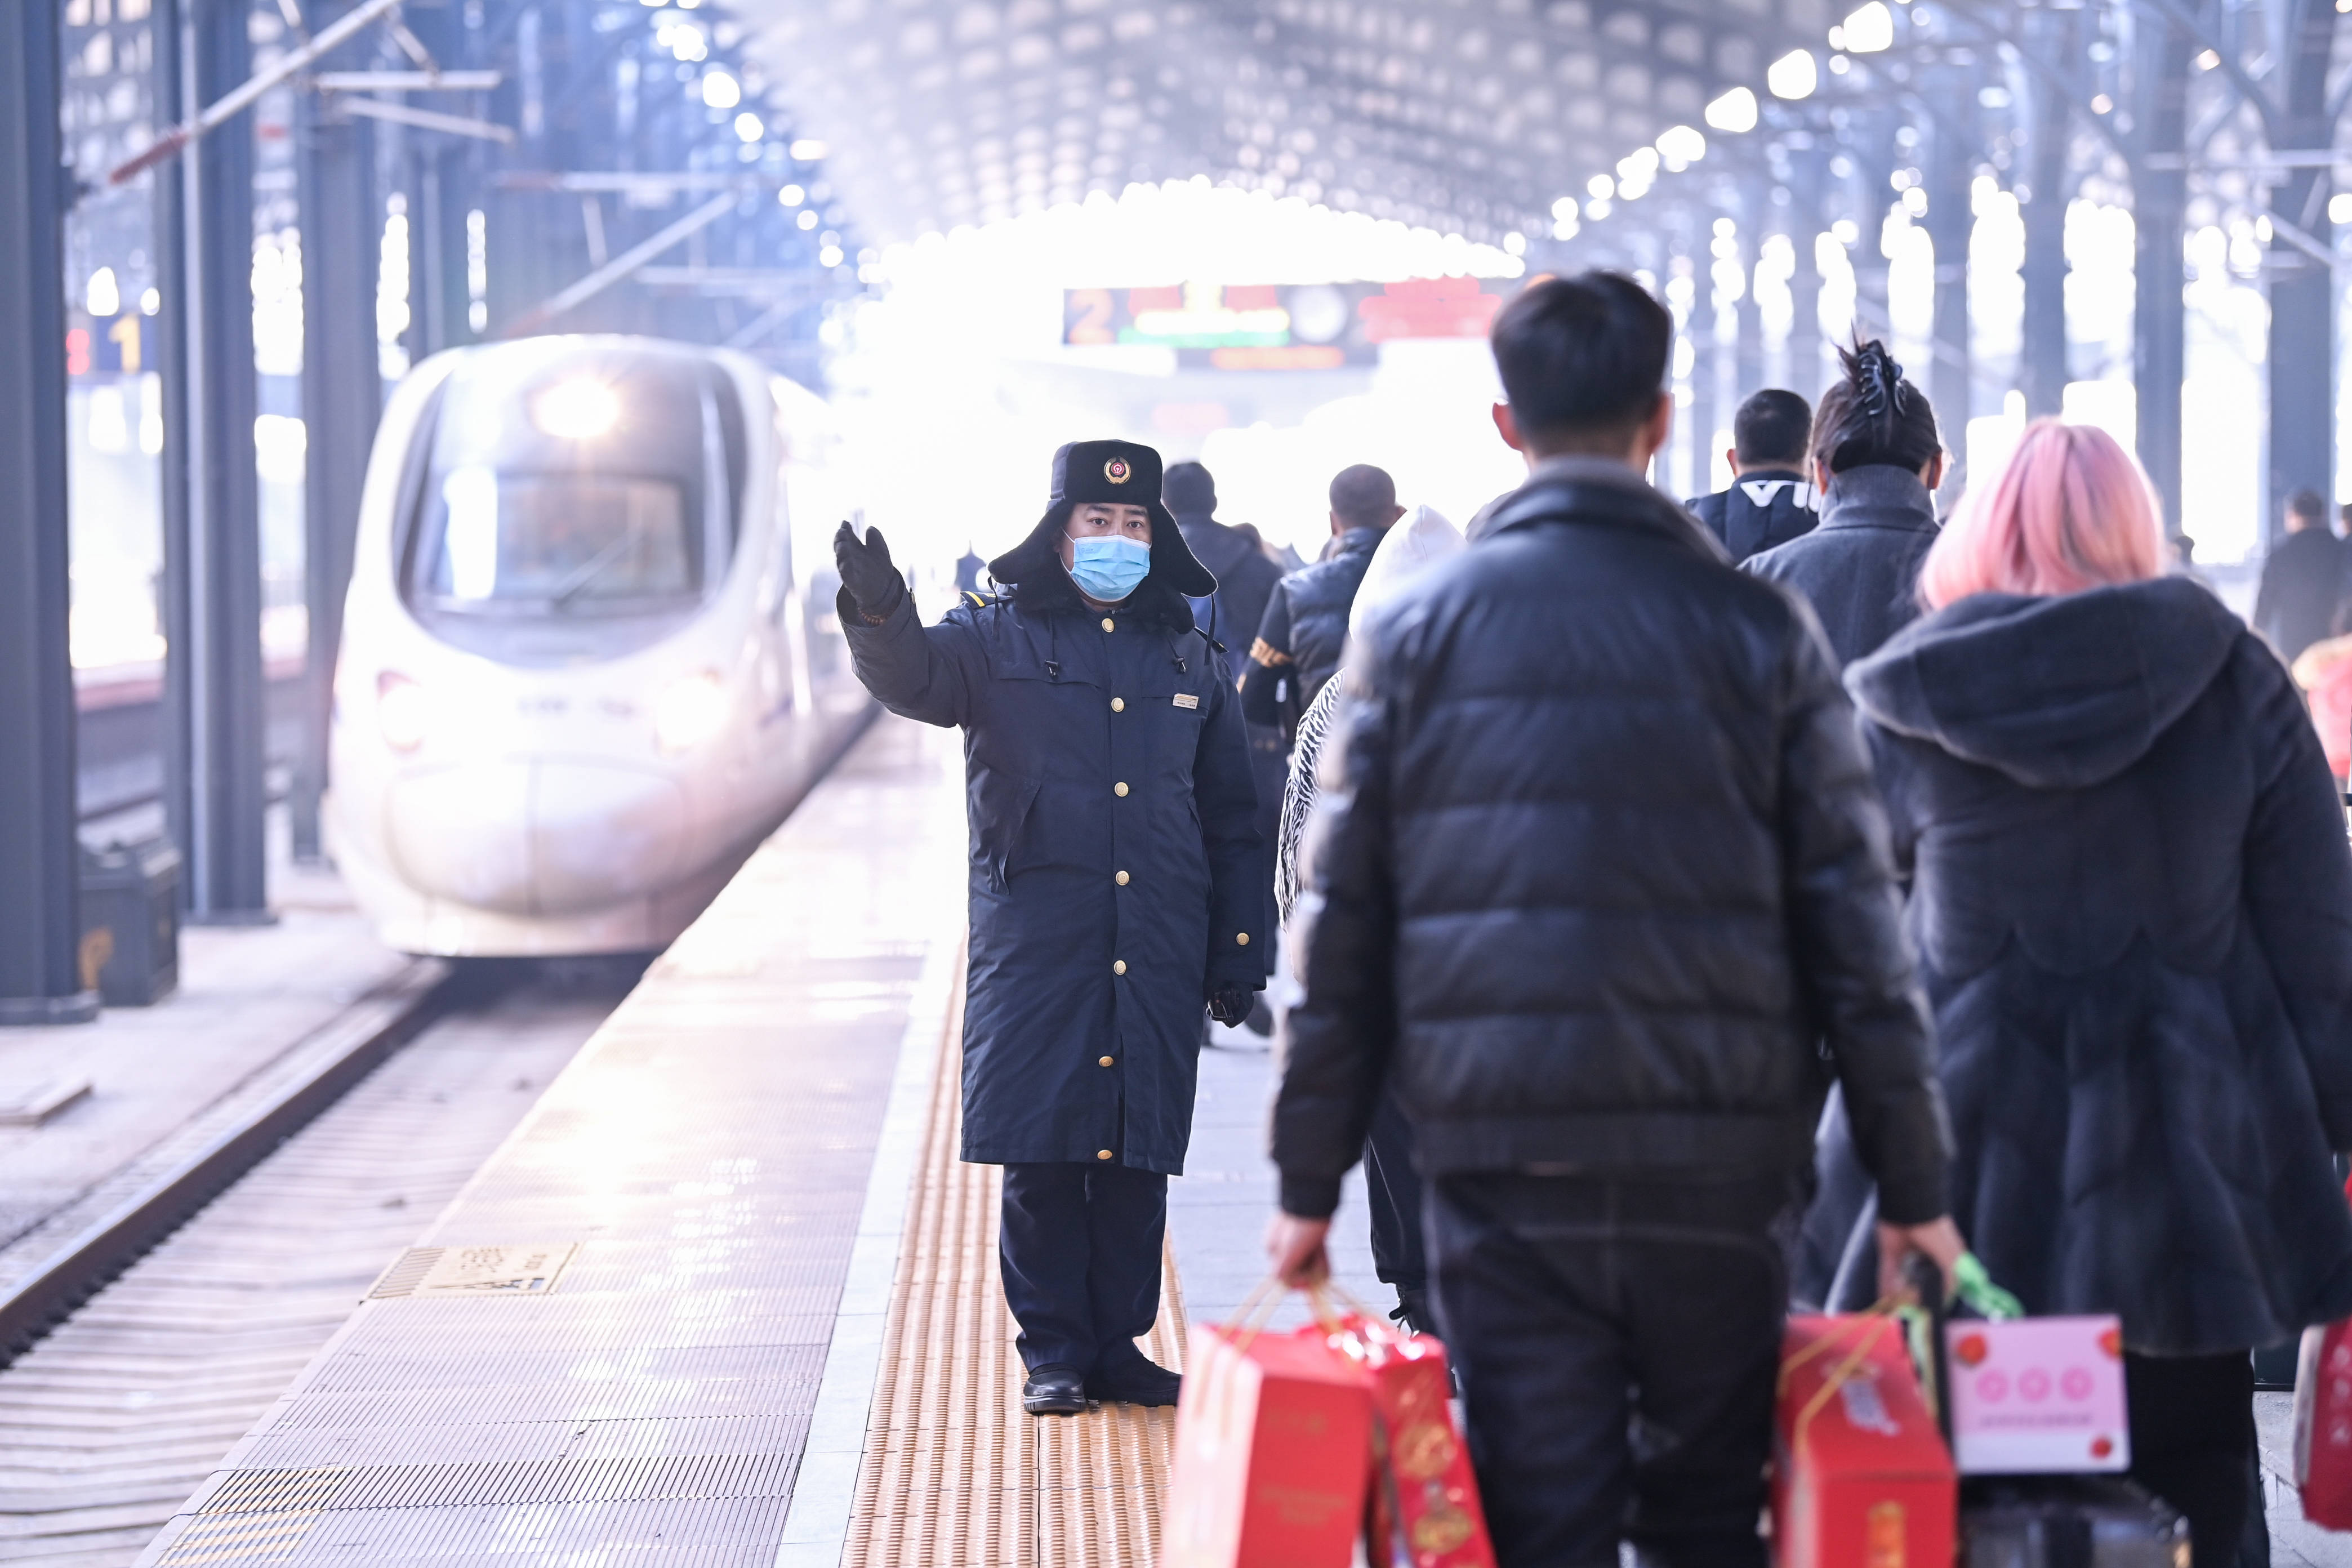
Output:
[
  {"xmin": 1685, "ymin": 387, "xmax": 1819, "ymax": 562},
  {"xmin": 1239, "ymin": 464, "xmax": 1404, "ymax": 742},
  {"xmin": 2253, "ymin": 488, "xmax": 2347, "ymax": 663},
  {"xmin": 1267, "ymin": 274, "xmax": 1961, "ymax": 1568},
  {"xmin": 1745, "ymin": 341, "xmax": 1944, "ymax": 667},
  {"xmin": 835, "ymin": 439, "xmax": 1266, "ymax": 1417},
  {"xmin": 1166, "ymin": 460, "xmax": 1282, "ymax": 1037}
]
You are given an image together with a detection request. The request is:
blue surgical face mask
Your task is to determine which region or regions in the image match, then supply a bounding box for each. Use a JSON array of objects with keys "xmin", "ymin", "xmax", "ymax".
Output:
[{"xmin": 1065, "ymin": 533, "xmax": 1152, "ymax": 602}]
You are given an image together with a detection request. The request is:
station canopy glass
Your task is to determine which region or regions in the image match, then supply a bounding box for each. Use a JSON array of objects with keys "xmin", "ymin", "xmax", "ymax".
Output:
[{"xmin": 736, "ymin": 0, "xmax": 1832, "ymax": 244}]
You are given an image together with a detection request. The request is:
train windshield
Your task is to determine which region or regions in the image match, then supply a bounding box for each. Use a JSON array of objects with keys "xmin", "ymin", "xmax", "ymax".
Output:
[{"xmin": 400, "ymin": 346, "xmax": 745, "ymax": 660}]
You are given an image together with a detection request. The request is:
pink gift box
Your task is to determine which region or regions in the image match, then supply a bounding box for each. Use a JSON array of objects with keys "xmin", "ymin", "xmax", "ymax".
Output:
[{"xmin": 1943, "ymin": 1316, "xmax": 2130, "ymax": 1475}]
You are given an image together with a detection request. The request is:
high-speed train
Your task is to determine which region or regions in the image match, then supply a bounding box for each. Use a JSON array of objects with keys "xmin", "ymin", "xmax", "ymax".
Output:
[{"xmin": 325, "ymin": 336, "xmax": 873, "ymax": 956}]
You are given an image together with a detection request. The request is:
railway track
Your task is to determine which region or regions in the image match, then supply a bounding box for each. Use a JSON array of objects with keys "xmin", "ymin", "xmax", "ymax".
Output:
[{"xmin": 0, "ymin": 959, "xmax": 645, "ymax": 1567}]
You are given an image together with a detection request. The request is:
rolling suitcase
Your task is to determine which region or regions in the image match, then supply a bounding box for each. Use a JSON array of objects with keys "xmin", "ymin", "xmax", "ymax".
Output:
[
  {"xmin": 1959, "ymin": 1477, "xmax": 2188, "ymax": 1568},
  {"xmin": 1897, "ymin": 1258, "xmax": 2190, "ymax": 1568}
]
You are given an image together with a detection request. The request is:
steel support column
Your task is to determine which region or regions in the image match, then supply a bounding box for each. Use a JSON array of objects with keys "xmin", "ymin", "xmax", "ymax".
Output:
[
  {"xmin": 1735, "ymin": 220, "xmax": 1765, "ymax": 408},
  {"xmin": 292, "ymin": 78, "xmax": 380, "ymax": 862},
  {"xmin": 1924, "ymin": 108, "xmax": 1976, "ymax": 452},
  {"xmin": 1787, "ymin": 152, "xmax": 1827, "ymax": 397},
  {"xmin": 2131, "ymin": 21, "xmax": 2193, "ymax": 531},
  {"xmin": 157, "ymin": 0, "xmax": 272, "ymax": 922},
  {"xmin": 2019, "ymin": 9, "xmax": 2075, "ymax": 419},
  {"xmin": 2265, "ymin": 0, "xmax": 2338, "ymax": 544},
  {"xmin": 0, "ymin": 1, "xmax": 98, "ymax": 1024}
]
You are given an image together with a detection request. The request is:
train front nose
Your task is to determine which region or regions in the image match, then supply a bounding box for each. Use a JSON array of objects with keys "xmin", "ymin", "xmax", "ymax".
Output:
[{"xmin": 386, "ymin": 761, "xmax": 685, "ymax": 917}]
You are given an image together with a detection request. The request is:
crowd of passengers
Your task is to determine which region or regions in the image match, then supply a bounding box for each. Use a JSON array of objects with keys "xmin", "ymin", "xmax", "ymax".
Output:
[{"xmin": 835, "ymin": 270, "xmax": 2352, "ymax": 1568}]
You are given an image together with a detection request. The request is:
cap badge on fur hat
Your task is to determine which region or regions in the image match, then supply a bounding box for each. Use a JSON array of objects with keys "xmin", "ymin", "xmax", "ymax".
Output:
[{"xmin": 1104, "ymin": 456, "xmax": 1133, "ymax": 484}]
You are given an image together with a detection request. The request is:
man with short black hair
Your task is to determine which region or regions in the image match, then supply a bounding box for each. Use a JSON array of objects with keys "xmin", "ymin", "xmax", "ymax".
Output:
[
  {"xmin": 2255, "ymin": 487, "xmax": 2349, "ymax": 663},
  {"xmin": 1239, "ymin": 463, "xmax": 1404, "ymax": 743},
  {"xmin": 1267, "ymin": 271, "xmax": 1959, "ymax": 1567},
  {"xmin": 1685, "ymin": 387, "xmax": 1819, "ymax": 562}
]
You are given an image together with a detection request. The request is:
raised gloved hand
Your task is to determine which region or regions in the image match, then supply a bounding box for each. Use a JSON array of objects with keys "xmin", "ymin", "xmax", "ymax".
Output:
[
  {"xmin": 834, "ymin": 521, "xmax": 907, "ymax": 620},
  {"xmin": 1206, "ymin": 986, "xmax": 1255, "ymax": 1027}
]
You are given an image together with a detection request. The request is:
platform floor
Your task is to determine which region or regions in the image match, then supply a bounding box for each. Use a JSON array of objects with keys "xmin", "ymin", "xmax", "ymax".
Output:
[
  {"xmin": 133, "ymin": 714, "xmax": 1402, "ymax": 1568},
  {"xmin": 132, "ymin": 710, "xmax": 2343, "ymax": 1567},
  {"xmin": 139, "ymin": 716, "xmax": 963, "ymax": 1566}
]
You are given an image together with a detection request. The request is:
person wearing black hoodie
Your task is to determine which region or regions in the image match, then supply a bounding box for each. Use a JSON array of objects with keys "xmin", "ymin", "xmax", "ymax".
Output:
[
  {"xmin": 1685, "ymin": 387, "xmax": 1820, "ymax": 563},
  {"xmin": 1167, "ymin": 461, "xmax": 1284, "ymax": 1037},
  {"xmin": 1744, "ymin": 341, "xmax": 1943, "ymax": 667},
  {"xmin": 2252, "ymin": 487, "xmax": 2349, "ymax": 664},
  {"xmin": 1847, "ymin": 420, "xmax": 2352, "ymax": 1562}
]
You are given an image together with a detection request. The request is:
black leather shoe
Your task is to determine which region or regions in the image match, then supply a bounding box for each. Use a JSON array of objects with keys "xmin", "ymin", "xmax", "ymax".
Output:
[
  {"xmin": 1022, "ymin": 1364, "xmax": 1090, "ymax": 1416},
  {"xmin": 1086, "ymin": 1356, "xmax": 1183, "ymax": 1407}
]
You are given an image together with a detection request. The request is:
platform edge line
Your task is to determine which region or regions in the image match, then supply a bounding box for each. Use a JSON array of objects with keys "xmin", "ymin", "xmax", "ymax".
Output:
[
  {"xmin": 0, "ymin": 958, "xmax": 449, "ymax": 1364},
  {"xmin": 775, "ymin": 909, "xmax": 967, "ymax": 1568}
]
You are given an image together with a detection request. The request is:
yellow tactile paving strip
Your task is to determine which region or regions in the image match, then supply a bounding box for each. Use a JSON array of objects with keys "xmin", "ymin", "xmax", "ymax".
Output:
[{"xmin": 843, "ymin": 966, "xmax": 1187, "ymax": 1568}]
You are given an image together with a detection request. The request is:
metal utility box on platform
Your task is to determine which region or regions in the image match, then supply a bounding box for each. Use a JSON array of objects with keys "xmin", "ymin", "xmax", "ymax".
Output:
[{"xmin": 79, "ymin": 838, "xmax": 181, "ymax": 1006}]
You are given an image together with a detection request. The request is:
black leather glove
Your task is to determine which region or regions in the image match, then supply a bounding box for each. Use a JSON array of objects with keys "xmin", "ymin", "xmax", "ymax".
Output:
[
  {"xmin": 834, "ymin": 522, "xmax": 907, "ymax": 620},
  {"xmin": 1206, "ymin": 986, "xmax": 1254, "ymax": 1027}
]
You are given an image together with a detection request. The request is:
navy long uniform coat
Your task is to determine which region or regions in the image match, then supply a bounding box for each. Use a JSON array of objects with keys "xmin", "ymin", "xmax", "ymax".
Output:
[{"xmin": 844, "ymin": 576, "xmax": 1263, "ymax": 1175}]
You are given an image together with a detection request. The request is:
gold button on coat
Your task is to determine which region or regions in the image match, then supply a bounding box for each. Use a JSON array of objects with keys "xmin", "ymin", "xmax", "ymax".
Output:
[
  {"xmin": 1111, "ymin": 697, "xmax": 1124, "ymax": 712},
  {"xmin": 1113, "ymin": 960, "xmax": 1126, "ymax": 975},
  {"xmin": 1115, "ymin": 870, "xmax": 1129, "ymax": 885},
  {"xmin": 1237, "ymin": 932, "xmax": 1251, "ymax": 946},
  {"xmin": 1114, "ymin": 781, "xmax": 1129, "ymax": 796},
  {"xmin": 1097, "ymin": 1149, "xmax": 1113, "ymax": 1160},
  {"xmin": 1099, "ymin": 1055, "xmax": 1115, "ymax": 1067},
  {"xmin": 1101, "ymin": 617, "xmax": 1115, "ymax": 632}
]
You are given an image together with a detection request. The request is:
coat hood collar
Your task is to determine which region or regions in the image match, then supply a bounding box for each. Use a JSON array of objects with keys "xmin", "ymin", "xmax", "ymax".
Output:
[
  {"xmin": 1847, "ymin": 577, "xmax": 2242, "ymax": 790},
  {"xmin": 1819, "ymin": 465, "xmax": 1940, "ymax": 532},
  {"xmin": 1481, "ymin": 456, "xmax": 1730, "ymax": 563}
]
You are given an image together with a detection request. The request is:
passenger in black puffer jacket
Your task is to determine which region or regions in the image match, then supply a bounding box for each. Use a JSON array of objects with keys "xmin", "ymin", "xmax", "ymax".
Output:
[
  {"xmin": 1848, "ymin": 419, "xmax": 2352, "ymax": 1562},
  {"xmin": 1267, "ymin": 273, "xmax": 1959, "ymax": 1568},
  {"xmin": 1239, "ymin": 465, "xmax": 1403, "ymax": 743}
]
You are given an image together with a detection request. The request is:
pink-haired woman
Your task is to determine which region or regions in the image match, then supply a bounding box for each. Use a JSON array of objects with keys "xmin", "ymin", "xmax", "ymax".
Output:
[{"xmin": 1845, "ymin": 420, "xmax": 2352, "ymax": 1560}]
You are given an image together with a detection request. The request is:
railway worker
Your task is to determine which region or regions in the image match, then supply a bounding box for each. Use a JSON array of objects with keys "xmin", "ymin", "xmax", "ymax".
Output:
[{"xmin": 832, "ymin": 440, "xmax": 1266, "ymax": 1418}]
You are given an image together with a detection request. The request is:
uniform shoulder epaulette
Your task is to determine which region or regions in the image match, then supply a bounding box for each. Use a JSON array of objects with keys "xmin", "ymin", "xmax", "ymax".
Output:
[{"xmin": 959, "ymin": 589, "xmax": 1000, "ymax": 611}]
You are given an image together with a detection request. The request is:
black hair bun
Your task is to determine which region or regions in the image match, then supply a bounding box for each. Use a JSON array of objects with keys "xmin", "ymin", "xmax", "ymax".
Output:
[
  {"xmin": 1850, "ymin": 339, "xmax": 1904, "ymax": 418},
  {"xmin": 1816, "ymin": 335, "xmax": 1939, "ymax": 478}
]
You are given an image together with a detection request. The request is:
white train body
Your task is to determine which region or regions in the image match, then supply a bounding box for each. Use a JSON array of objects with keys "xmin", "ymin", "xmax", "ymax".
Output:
[{"xmin": 326, "ymin": 336, "xmax": 872, "ymax": 956}]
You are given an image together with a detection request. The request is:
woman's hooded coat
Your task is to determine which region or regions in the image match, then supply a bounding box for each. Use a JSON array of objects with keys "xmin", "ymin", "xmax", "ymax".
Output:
[
  {"xmin": 841, "ymin": 441, "xmax": 1265, "ymax": 1175},
  {"xmin": 1847, "ymin": 576, "xmax": 2352, "ymax": 1353}
]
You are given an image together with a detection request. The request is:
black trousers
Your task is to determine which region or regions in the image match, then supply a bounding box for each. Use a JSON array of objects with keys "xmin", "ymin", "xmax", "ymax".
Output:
[
  {"xmin": 1364, "ymin": 1088, "xmax": 1429, "ymax": 1324},
  {"xmin": 998, "ymin": 1160, "xmax": 1167, "ymax": 1373},
  {"xmin": 1427, "ymin": 1171, "xmax": 1790, "ymax": 1568},
  {"xmin": 2123, "ymin": 1351, "xmax": 2256, "ymax": 1567}
]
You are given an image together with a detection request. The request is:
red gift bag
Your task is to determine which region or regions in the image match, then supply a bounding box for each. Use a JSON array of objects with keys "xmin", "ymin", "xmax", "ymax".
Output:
[
  {"xmin": 1774, "ymin": 1313, "xmax": 1957, "ymax": 1568},
  {"xmin": 1341, "ymin": 1316, "xmax": 1498, "ymax": 1568},
  {"xmin": 2295, "ymin": 1172, "xmax": 2352, "ymax": 1528},
  {"xmin": 1162, "ymin": 1311, "xmax": 1376, "ymax": 1568}
]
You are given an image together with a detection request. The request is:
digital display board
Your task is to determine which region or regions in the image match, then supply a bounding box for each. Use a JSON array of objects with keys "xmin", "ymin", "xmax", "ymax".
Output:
[{"xmin": 1062, "ymin": 278, "xmax": 1511, "ymax": 369}]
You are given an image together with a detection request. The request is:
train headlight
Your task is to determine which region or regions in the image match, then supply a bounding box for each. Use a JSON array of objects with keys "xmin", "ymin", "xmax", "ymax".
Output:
[
  {"xmin": 532, "ymin": 378, "xmax": 619, "ymax": 440},
  {"xmin": 654, "ymin": 672, "xmax": 728, "ymax": 754},
  {"xmin": 377, "ymin": 671, "xmax": 431, "ymax": 752}
]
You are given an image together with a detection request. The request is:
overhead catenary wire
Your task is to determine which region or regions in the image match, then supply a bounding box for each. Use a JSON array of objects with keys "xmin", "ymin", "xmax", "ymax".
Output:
[{"xmin": 104, "ymin": 0, "xmax": 403, "ymax": 188}]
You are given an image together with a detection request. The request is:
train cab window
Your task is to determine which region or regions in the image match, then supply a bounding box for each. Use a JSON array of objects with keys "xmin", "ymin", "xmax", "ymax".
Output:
[{"xmin": 398, "ymin": 346, "xmax": 747, "ymax": 665}]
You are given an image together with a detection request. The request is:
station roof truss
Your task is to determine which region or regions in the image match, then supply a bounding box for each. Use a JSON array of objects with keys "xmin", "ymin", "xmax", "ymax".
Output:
[{"xmin": 737, "ymin": 0, "xmax": 1834, "ymax": 246}]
